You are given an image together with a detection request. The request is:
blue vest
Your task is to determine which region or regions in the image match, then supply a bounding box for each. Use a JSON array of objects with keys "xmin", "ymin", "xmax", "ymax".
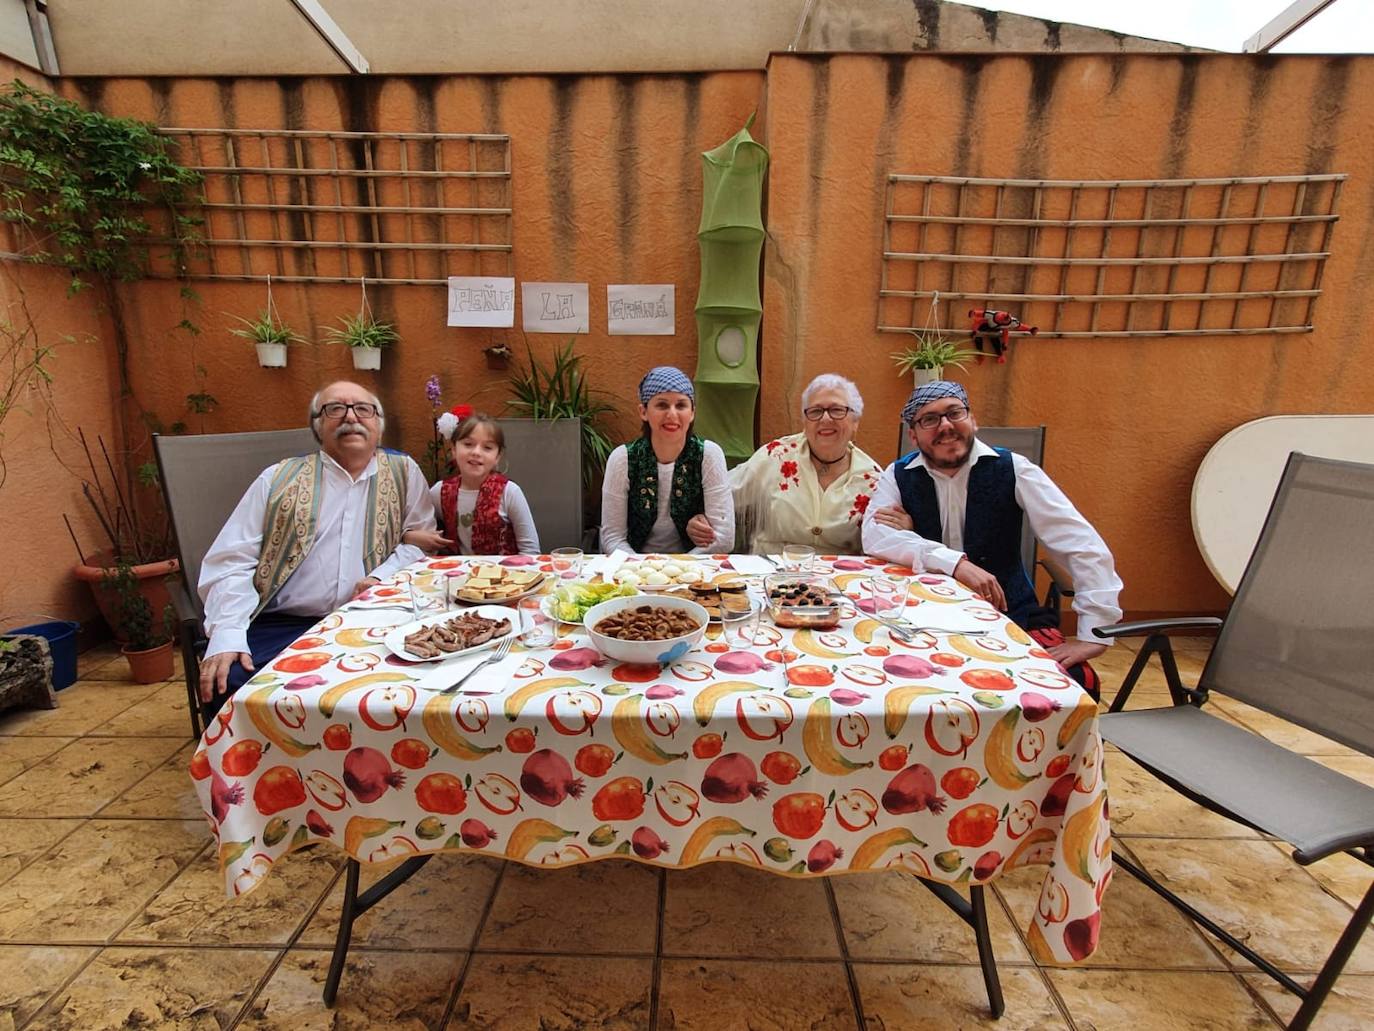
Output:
[{"xmin": 892, "ymin": 446, "xmax": 1038, "ymax": 628}]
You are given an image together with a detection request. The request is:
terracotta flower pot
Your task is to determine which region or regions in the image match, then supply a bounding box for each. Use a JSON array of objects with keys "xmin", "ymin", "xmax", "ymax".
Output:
[
  {"xmin": 72, "ymin": 552, "xmax": 179, "ymax": 644},
  {"xmin": 122, "ymin": 640, "xmax": 174, "ymax": 684}
]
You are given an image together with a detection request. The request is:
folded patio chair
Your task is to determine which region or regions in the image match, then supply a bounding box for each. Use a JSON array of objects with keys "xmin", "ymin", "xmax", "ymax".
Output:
[
  {"xmin": 892, "ymin": 422, "xmax": 1073, "ymax": 611},
  {"xmin": 1094, "ymin": 452, "xmax": 1374, "ymax": 1031},
  {"xmin": 153, "ymin": 428, "xmax": 318, "ymax": 738}
]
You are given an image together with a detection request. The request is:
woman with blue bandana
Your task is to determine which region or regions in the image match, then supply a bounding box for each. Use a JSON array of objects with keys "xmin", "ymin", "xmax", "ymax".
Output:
[{"xmin": 600, "ymin": 366, "xmax": 734, "ymax": 554}]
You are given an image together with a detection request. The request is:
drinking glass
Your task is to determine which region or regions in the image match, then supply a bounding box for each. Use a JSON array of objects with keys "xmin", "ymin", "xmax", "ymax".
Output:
[
  {"xmin": 518, "ymin": 596, "xmax": 556, "ymax": 648},
  {"xmin": 443, "ymin": 570, "xmax": 468, "ymax": 609},
  {"xmin": 866, "ymin": 575, "xmax": 910, "ymax": 622},
  {"xmin": 781, "ymin": 544, "xmax": 815, "ymax": 572},
  {"xmin": 719, "ymin": 597, "xmax": 761, "ymax": 649},
  {"xmin": 551, "ymin": 547, "xmax": 584, "ymax": 579}
]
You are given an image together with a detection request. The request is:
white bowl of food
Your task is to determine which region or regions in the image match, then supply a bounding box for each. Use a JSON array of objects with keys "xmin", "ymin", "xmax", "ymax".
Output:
[{"xmin": 583, "ymin": 594, "xmax": 709, "ymax": 665}]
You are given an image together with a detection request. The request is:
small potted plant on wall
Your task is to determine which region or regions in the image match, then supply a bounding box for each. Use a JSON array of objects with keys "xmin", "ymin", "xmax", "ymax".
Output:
[
  {"xmin": 329, "ymin": 277, "xmax": 397, "ymax": 371},
  {"xmin": 890, "ymin": 332, "xmax": 979, "ymax": 386},
  {"xmin": 889, "ymin": 294, "xmax": 977, "ymax": 386},
  {"xmin": 230, "ymin": 309, "xmax": 305, "ymax": 368},
  {"xmin": 105, "ymin": 559, "xmax": 177, "ymax": 683},
  {"xmin": 330, "ymin": 312, "xmax": 397, "ymax": 370}
]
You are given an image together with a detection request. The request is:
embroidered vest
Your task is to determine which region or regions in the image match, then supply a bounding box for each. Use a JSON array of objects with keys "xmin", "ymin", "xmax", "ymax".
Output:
[
  {"xmin": 252, "ymin": 451, "xmax": 407, "ymax": 617},
  {"xmin": 625, "ymin": 435, "xmax": 704, "ymax": 552},
  {"xmin": 892, "ymin": 447, "xmax": 1038, "ymax": 628},
  {"xmin": 439, "ymin": 473, "xmax": 518, "ymax": 556}
]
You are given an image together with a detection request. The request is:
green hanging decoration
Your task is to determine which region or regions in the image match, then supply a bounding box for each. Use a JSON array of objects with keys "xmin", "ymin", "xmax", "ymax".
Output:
[{"xmin": 693, "ymin": 115, "xmax": 769, "ymax": 465}]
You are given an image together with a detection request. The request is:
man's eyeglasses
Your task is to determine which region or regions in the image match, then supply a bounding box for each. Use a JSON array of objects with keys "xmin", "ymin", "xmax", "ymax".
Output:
[
  {"xmin": 316, "ymin": 401, "xmax": 380, "ymax": 420},
  {"xmin": 803, "ymin": 405, "xmax": 854, "ymax": 422},
  {"xmin": 910, "ymin": 405, "xmax": 971, "ymax": 431}
]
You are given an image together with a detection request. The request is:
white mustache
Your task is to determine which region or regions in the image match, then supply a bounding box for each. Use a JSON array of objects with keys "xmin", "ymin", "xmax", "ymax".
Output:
[{"xmin": 334, "ymin": 424, "xmax": 368, "ymax": 439}]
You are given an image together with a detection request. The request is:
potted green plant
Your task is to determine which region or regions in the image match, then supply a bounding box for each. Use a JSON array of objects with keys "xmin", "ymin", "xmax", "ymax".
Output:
[
  {"xmin": 890, "ymin": 331, "xmax": 980, "ymax": 386},
  {"xmin": 104, "ymin": 559, "xmax": 176, "ymax": 683},
  {"xmin": 505, "ymin": 340, "xmax": 618, "ymax": 522},
  {"xmin": 229, "ymin": 308, "xmax": 304, "ymax": 368},
  {"xmin": 329, "ymin": 312, "xmax": 397, "ymax": 371},
  {"xmin": 66, "ymin": 429, "xmax": 179, "ymax": 644}
]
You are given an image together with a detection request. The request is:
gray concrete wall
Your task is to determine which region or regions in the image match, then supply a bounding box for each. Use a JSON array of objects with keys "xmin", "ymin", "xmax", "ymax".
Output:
[
  {"xmin": 0, "ymin": 0, "xmax": 41, "ymax": 69},
  {"xmin": 37, "ymin": 0, "xmax": 1194, "ymax": 77}
]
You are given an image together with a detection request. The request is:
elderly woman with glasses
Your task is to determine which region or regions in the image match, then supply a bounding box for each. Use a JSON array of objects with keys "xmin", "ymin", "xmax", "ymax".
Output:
[{"xmin": 707, "ymin": 373, "xmax": 882, "ymax": 555}]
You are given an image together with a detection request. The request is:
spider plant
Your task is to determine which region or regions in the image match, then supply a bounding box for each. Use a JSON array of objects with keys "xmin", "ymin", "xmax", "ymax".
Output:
[
  {"xmin": 228, "ymin": 309, "xmax": 305, "ymax": 346},
  {"xmin": 327, "ymin": 312, "xmax": 398, "ymax": 349}
]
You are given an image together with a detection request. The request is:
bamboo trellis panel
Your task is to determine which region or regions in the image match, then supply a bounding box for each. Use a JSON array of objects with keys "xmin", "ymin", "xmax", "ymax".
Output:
[
  {"xmin": 146, "ymin": 127, "xmax": 513, "ymax": 285},
  {"xmin": 879, "ymin": 173, "xmax": 1345, "ymax": 338}
]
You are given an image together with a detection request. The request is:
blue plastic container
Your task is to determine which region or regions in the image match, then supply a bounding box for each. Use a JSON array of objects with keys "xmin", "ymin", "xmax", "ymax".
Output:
[{"xmin": 5, "ymin": 621, "xmax": 79, "ymax": 690}]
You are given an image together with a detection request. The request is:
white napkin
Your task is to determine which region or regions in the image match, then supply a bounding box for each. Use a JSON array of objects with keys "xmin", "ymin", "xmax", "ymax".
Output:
[
  {"xmin": 898, "ymin": 604, "xmax": 1000, "ymax": 636},
  {"xmin": 726, "ymin": 554, "xmax": 776, "ymax": 576},
  {"xmin": 414, "ymin": 649, "xmax": 526, "ymax": 694},
  {"xmin": 585, "ymin": 549, "xmax": 631, "ymax": 581}
]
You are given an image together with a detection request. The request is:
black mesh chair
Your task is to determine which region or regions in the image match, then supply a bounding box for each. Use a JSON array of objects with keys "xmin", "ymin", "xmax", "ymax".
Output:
[
  {"xmin": 893, "ymin": 421, "xmax": 1072, "ymax": 610},
  {"xmin": 1094, "ymin": 453, "xmax": 1374, "ymax": 1031},
  {"xmin": 153, "ymin": 428, "xmax": 318, "ymax": 738}
]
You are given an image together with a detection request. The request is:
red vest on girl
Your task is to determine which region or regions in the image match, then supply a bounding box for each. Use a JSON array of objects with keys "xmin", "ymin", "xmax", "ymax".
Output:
[{"xmin": 438, "ymin": 473, "xmax": 518, "ymax": 555}]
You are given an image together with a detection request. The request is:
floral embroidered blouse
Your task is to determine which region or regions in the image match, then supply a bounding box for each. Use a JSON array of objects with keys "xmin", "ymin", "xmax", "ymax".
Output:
[{"xmin": 728, "ymin": 432, "xmax": 881, "ymax": 556}]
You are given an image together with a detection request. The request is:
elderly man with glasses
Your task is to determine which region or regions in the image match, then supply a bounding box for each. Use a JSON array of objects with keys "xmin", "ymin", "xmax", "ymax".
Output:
[
  {"xmin": 862, "ymin": 381, "xmax": 1122, "ymax": 695},
  {"xmin": 196, "ymin": 381, "xmax": 436, "ymax": 712}
]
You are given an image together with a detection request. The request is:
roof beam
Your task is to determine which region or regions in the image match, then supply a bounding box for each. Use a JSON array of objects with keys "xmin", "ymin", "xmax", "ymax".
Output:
[
  {"xmin": 1242, "ymin": 0, "xmax": 1340, "ymax": 53},
  {"xmin": 288, "ymin": 0, "xmax": 369, "ymax": 73}
]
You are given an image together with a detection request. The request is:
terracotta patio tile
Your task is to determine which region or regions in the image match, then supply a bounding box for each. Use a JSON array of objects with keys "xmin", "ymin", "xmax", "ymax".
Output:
[
  {"xmin": 656, "ymin": 958, "xmax": 856, "ymax": 1030},
  {"xmin": 25, "ymin": 944, "xmax": 274, "ymax": 1030},
  {"xmin": 852, "ymin": 962, "xmax": 1066, "ymax": 1030},
  {"xmin": 661, "ymin": 861, "xmax": 841, "ymax": 960},
  {"xmin": 449, "ymin": 954, "xmax": 652, "ymax": 1029}
]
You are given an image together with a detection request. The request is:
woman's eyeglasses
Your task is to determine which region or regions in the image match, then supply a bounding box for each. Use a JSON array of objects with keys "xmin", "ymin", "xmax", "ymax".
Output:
[{"xmin": 802, "ymin": 405, "xmax": 854, "ymax": 422}]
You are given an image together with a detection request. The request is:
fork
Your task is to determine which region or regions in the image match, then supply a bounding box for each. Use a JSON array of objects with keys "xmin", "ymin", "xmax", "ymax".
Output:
[
  {"xmin": 872, "ymin": 614, "xmax": 990, "ymax": 642},
  {"xmin": 441, "ymin": 636, "xmax": 514, "ymax": 694}
]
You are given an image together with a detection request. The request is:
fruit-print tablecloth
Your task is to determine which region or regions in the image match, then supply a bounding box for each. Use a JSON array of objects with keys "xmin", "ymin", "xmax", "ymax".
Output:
[{"xmin": 192, "ymin": 553, "xmax": 1111, "ymax": 965}]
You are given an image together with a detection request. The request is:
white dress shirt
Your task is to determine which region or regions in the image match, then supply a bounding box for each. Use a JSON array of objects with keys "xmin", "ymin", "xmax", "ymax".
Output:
[
  {"xmin": 600, "ymin": 440, "xmax": 735, "ymax": 554},
  {"xmin": 426, "ymin": 479, "xmax": 541, "ymax": 556},
  {"xmin": 861, "ymin": 439, "xmax": 1123, "ymax": 642},
  {"xmin": 199, "ymin": 450, "xmax": 435, "ymax": 658}
]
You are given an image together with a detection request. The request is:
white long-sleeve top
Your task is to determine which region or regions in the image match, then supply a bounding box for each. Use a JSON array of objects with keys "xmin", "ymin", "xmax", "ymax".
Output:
[
  {"xmin": 600, "ymin": 439, "xmax": 735, "ymax": 554},
  {"xmin": 199, "ymin": 450, "xmax": 434, "ymax": 658},
  {"xmin": 861, "ymin": 439, "xmax": 1123, "ymax": 643},
  {"xmin": 426, "ymin": 478, "xmax": 541, "ymax": 556}
]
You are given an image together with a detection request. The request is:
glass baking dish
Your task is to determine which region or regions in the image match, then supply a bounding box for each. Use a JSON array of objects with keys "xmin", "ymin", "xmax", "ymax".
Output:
[{"xmin": 764, "ymin": 573, "xmax": 842, "ymax": 629}]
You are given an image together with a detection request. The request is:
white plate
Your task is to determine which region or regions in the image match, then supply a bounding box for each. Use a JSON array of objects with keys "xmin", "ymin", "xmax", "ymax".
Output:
[{"xmin": 383, "ymin": 606, "xmax": 518, "ymax": 663}]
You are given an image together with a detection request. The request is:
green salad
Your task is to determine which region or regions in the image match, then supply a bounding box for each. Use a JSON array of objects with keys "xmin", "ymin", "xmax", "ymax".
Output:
[{"xmin": 551, "ymin": 581, "xmax": 639, "ymax": 622}]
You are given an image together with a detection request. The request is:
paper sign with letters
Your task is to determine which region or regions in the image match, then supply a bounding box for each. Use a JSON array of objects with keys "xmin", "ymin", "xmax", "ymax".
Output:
[
  {"xmin": 521, "ymin": 282, "xmax": 589, "ymax": 334},
  {"xmin": 607, "ymin": 284, "xmax": 675, "ymax": 335},
  {"xmin": 447, "ymin": 277, "xmax": 515, "ymax": 327}
]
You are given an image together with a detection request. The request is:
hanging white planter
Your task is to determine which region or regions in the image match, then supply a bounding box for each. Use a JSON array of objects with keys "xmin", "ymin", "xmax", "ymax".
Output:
[
  {"xmin": 914, "ymin": 366, "xmax": 943, "ymax": 387},
  {"xmin": 351, "ymin": 347, "xmax": 382, "ymax": 371},
  {"xmin": 255, "ymin": 342, "xmax": 288, "ymax": 368}
]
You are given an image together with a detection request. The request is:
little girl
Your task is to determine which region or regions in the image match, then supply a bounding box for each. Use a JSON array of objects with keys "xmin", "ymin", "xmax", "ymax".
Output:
[{"xmin": 405, "ymin": 406, "xmax": 541, "ymax": 556}]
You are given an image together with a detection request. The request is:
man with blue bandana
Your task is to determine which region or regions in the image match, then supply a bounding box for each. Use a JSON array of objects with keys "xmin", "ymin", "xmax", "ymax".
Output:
[{"xmin": 862, "ymin": 381, "xmax": 1122, "ymax": 693}]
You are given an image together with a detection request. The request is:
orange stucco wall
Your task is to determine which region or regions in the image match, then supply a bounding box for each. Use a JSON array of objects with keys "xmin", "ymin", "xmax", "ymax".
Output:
[
  {"xmin": 1, "ymin": 59, "xmax": 127, "ymax": 630},
  {"xmin": 56, "ymin": 72, "xmax": 764, "ymax": 467},
  {"xmin": 13, "ymin": 52, "xmax": 1372, "ymax": 625},
  {"xmin": 760, "ymin": 52, "xmax": 1374, "ymax": 619}
]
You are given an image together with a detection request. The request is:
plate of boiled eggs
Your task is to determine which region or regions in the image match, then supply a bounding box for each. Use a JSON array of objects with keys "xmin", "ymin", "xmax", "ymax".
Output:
[{"xmin": 611, "ymin": 556, "xmax": 705, "ymax": 590}]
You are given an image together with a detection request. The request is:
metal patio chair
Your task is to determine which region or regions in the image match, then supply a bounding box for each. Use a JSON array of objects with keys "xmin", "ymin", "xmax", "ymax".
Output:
[
  {"xmin": 153, "ymin": 428, "xmax": 318, "ymax": 738},
  {"xmin": 1094, "ymin": 452, "xmax": 1374, "ymax": 1031},
  {"xmin": 496, "ymin": 417, "xmax": 583, "ymax": 551}
]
